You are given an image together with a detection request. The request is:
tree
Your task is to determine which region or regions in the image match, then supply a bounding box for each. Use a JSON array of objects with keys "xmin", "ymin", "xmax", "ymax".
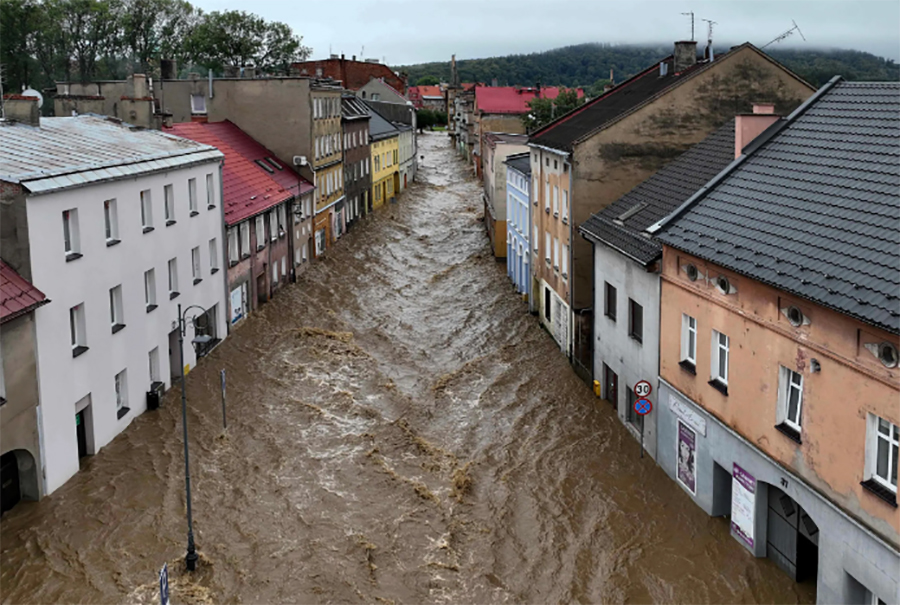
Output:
[
  {"xmin": 121, "ymin": 0, "xmax": 199, "ymax": 73},
  {"xmin": 522, "ymin": 88, "xmax": 585, "ymax": 131},
  {"xmin": 416, "ymin": 108, "xmax": 435, "ymax": 131},
  {"xmin": 416, "ymin": 75, "xmax": 439, "ymax": 86}
]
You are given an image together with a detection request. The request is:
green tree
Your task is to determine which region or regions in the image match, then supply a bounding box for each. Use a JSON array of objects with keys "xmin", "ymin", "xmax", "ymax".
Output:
[
  {"xmin": 416, "ymin": 75, "xmax": 440, "ymax": 86},
  {"xmin": 416, "ymin": 108, "xmax": 435, "ymax": 131},
  {"xmin": 121, "ymin": 0, "xmax": 199, "ymax": 73},
  {"xmin": 522, "ymin": 88, "xmax": 585, "ymax": 131}
]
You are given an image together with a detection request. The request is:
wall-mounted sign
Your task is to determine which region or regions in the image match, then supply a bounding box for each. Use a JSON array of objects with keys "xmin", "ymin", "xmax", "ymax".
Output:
[
  {"xmin": 670, "ymin": 393, "xmax": 707, "ymax": 437},
  {"xmin": 676, "ymin": 420, "xmax": 697, "ymax": 495},
  {"xmin": 732, "ymin": 463, "xmax": 756, "ymax": 549}
]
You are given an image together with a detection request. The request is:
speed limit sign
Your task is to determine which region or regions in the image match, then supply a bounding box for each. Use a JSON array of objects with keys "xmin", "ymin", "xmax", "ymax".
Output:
[{"xmin": 634, "ymin": 380, "xmax": 652, "ymax": 398}]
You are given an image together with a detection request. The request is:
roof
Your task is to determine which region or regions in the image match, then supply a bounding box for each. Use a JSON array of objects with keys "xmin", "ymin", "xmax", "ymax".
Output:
[
  {"xmin": 504, "ymin": 152, "xmax": 531, "ymax": 177},
  {"xmin": 1, "ymin": 260, "xmax": 48, "ymax": 324},
  {"xmin": 580, "ymin": 120, "xmax": 736, "ymax": 266},
  {"xmin": 483, "ymin": 132, "xmax": 529, "ymax": 149},
  {"xmin": 167, "ymin": 121, "xmax": 314, "ymax": 226},
  {"xmin": 0, "ymin": 115, "xmax": 222, "ymax": 195},
  {"xmin": 416, "ymin": 85, "xmax": 443, "ymax": 99},
  {"xmin": 475, "ymin": 86, "xmax": 584, "ymax": 115},
  {"xmin": 364, "ymin": 102, "xmax": 400, "ymax": 140},
  {"xmin": 656, "ymin": 79, "xmax": 900, "ymax": 334},
  {"xmin": 291, "ymin": 58, "xmax": 406, "ymax": 92},
  {"xmin": 342, "ymin": 95, "xmax": 371, "ymax": 121}
]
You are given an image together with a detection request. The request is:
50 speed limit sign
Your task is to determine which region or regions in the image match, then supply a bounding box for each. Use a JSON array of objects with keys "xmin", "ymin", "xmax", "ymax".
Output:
[{"xmin": 633, "ymin": 380, "xmax": 652, "ymax": 398}]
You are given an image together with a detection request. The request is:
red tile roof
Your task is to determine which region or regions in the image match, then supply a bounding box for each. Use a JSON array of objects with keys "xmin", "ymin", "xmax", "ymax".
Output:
[
  {"xmin": 1, "ymin": 260, "xmax": 48, "ymax": 324},
  {"xmin": 166, "ymin": 121, "xmax": 314, "ymax": 226},
  {"xmin": 416, "ymin": 85, "xmax": 443, "ymax": 99},
  {"xmin": 475, "ymin": 86, "xmax": 585, "ymax": 114},
  {"xmin": 291, "ymin": 59, "xmax": 407, "ymax": 92}
]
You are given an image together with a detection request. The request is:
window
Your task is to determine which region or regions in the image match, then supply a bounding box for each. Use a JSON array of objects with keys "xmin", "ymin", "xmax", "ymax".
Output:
[
  {"xmin": 777, "ymin": 367, "xmax": 804, "ymax": 435},
  {"xmin": 149, "ymin": 347, "xmax": 160, "ymax": 385},
  {"xmin": 209, "ymin": 238, "xmax": 219, "ymax": 273},
  {"xmin": 164, "ymin": 184, "xmax": 175, "ymax": 225},
  {"xmin": 315, "ymin": 138, "xmax": 320, "ymax": 159},
  {"xmin": 315, "ymin": 228, "xmax": 326, "ymax": 255},
  {"xmin": 533, "ymin": 225, "xmax": 538, "ymax": 252},
  {"xmin": 626, "ymin": 387, "xmax": 641, "ymax": 428},
  {"xmin": 561, "ymin": 244, "xmax": 568, "ymax": 279},
  {"xmin": 628, "ymin": 299, "xmax": 643, "ymax": 343},
  {"xmin": 168, "ymin": 258, "xmax": 179, "ymax": 299},
  {"xmin": 272, "ymin": 261, "xmax": 279, "ymax": 284},
  {"xmin": 562, "ymin": 189, "xmax": 569, "ymax": 222},
  {"xmin": 269, "ymin": 211, "xmax": 278, "ymax": 242},
  {"xmin": 553, "ymin": 186, "xmax": 559, "ymax": 216},
  {"xmin": 604, "ymin": 282, "xmax": 617, "ymax": 321},
  {"xmin": 711, "ymin": 330, "xmax": 729, "ymax": 388},
  {"xmin": 545, "ymin": 233, "xmax": 551, "ymax": 262},
  {"xmin": 141, "ymin": 190, "xmax": 153, "ymax": 232},
  {"xmin": 188, "ymin": 178, "xmax": 198, "ymax": 215},
  {"xmin": 281, "ymin": 256, "xmax": 286, "ymax": 279},
  {"xmin": 255, "ymin": 215, "xmax": 265, "ymax": 249},
  {"xmin": 206, "ymin": 173, "xmax": 215, "ymax": 209},
  {"xmin": 190, "ymin": 94, "xmax": 206, "ymax": 114},
  {"xmin": 109, "ymin": 285, "xmax": 125, "ymax": 333},
  {"xmin": 114, "ymin": 369, "xmax": 129, "ymax": 419},
  {"xmin": 240, "ymin": 223, "xmax": 250, "ymax": 257},
  {"xmin": 144, "ymin": 269, "xmax": 156, "ymax": 310},
  {"xmin": 544, "ymin": 286, "xmax": 552, "ymax": 320},
  {"xmin": 103, "ymin": 199, "xmax": 119, "ymax": 244},
  {"xmin": 372, "ymin": 93, "xmax": 380, "ymax": 101},
  {"xmin": 228, "ymin": 228, "xmax": 238, "ymax": 265},
  {"xmin": 681, "ymin": 314, "xmax": 697, "ymax": 367},
  {"xmin": 70, "ymin": 303, "xmax": 87, "ymax": 356},
  {"xmin": 393, "ymin": 149, "xmax": 398, "ymax": 165},
  {"xmin": 191, "ymin": 246, "xmax": 201, "ymax": 285},
  {"xmin": 553, "ymin": 238, "xmax": 559, "ymax": 270},
  {"xmin": 544, "ymin": 181, "xmax": 550, "ymax": 212},
  {"xmin": 62, "ymin": 209, "xmax": 81, "ymax": 259},
  {"xmin": 868, "ymin": 415, "xmax": 898, "ymax": 493}
]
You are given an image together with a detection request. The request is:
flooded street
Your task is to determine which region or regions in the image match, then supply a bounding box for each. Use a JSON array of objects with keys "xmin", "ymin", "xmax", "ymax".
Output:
[{"xmin": 1, "ymin": 132, "xmax": 814, "ymax": 604}]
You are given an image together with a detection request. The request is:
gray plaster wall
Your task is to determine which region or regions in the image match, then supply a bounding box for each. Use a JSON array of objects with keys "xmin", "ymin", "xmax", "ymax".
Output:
[
  {"xmin": 658, "ymin": 381, "xmax": 900, "ymax": 605},
  {"xmin": 0, "ymin": 181, "xmax": 31, "ymax": 281},
  {"xmin": 591, "ymin": 240, "xmax": 660, "ymax": 460}
]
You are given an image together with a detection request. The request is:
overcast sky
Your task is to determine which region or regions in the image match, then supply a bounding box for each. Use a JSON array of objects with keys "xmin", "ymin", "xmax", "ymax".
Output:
[{"xmin": 193, "ymin": 0, "xmax": 900, "ymax": 65}]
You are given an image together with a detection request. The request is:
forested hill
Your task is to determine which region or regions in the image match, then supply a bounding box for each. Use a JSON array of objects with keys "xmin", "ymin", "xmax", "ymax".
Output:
[{"xmin": 397, "ymin": 43, "xmax": 899, "ymax": 92}]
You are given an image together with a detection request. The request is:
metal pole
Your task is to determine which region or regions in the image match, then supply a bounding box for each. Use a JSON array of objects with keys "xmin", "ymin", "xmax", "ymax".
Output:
[
  {"xmin": 220, "ymin": 369, "xmax": 227, "ymax": 430},
  {"xmin": 640, "ymin": 414, "xmax": 645, "ymax": 459},
  {"xmin": 178, "ymin": 304, "xmax": 199, "ymax": 571}
]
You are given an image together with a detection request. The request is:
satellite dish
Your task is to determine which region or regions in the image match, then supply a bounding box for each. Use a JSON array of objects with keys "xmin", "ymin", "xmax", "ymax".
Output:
[{"xmin": 21, "ymin": 88, "xmax": 44, "ymax": 108}]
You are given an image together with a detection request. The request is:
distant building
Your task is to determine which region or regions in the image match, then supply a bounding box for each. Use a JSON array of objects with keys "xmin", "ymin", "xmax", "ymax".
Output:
[
  {"xmin": 481, "ymin": 132, "xmax": 529, "ymax": 258},
  {"xmin": 529, "ymin": 41, "xmax": 815, "ymax": 378},
  {"xmin": 504, "ymin": 152, "xmax": 531, "ymax": 297},
  {"xmin": 0, "ymin": 114, "xmax": 227, "ymax": 495},
  {"xmin": 396, "ymin": 123, "xmax": 416, "ymax": 192},
  {"xmin": 653, "ymin": 79, "xmax": 899, "ymax": 604},
  {"xmin": 167, "ymin": 121, "xmax": 315, "ymax": 324},
  {"xmin": 366, "ymin": 104, "xmax": 400, "ymax": 209},
  {"xmin": 1, "ymin": 260, "xmax": 49, "ymax": 514},
  {"xmin": 358, "ymin": 77, "xmax": 408, "ymax": 104},
  {"xmin": 408, "ymin": 85, "xmax": 445, "ymax": 111},
  {"xmin": 292, "ymin": 56, "xmax": 407, "ymax": 93},
  {"xmin": 341, "ymin": 95, "xmax": 373, "ymax": 225}
]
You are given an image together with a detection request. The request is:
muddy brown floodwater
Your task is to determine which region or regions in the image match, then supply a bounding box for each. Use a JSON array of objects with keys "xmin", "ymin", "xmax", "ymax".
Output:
[{"xmin": 0, "ymin": 132, "xmax": 815, "ymax": 605}]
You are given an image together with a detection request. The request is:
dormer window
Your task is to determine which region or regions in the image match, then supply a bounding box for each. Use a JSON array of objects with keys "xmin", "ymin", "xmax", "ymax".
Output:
[{"xmin": 190, "ymin": 94, "xmax": 206, "ymax": 114}]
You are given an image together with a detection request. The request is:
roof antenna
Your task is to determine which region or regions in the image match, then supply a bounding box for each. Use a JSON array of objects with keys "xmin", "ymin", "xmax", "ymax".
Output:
[
  {"xmin": 702, "ymin": 18, "xmax": 717, "ymax": 61},
  {"xmin": 761, "ymin": 19, "xmax": 806, "ymax": 49},
  {"xmin": 681, "ymin": 11, "xmax": 695, "ymax": 41}
]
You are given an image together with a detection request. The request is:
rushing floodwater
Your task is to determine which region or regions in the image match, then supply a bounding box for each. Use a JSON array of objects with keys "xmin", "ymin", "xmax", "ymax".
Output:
[{"xmin": 0, "ymin": 133, "xmax": 815, "ymax": 604}]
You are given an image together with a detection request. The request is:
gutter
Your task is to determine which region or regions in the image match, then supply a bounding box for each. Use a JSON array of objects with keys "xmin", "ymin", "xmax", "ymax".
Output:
[
  {"xmin": 0, "ymin": 298, "xmax": 50, "ymax": 325},
  {"xmin": 579, "ymin": 223, "xmax": 659, "ymax": 268},
  {"xmin": 647, "ymin": 75, "xmax": 844, "ymax": 235}
]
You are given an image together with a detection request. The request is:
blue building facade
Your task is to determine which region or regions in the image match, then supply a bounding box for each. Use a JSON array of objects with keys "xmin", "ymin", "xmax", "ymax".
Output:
[{"xmin": 505, "ymin": 152, "xmax": 531, "ymax": 296}]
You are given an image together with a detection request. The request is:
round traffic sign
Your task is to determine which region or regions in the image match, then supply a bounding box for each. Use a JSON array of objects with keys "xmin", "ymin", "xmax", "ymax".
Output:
[
  {"xmin": 634, "ymin": 398, "xmax": 652, "ymax": 416},
  {"xmin": 634, "ymin": 380, "xmax": 652, "ymax": 398}
]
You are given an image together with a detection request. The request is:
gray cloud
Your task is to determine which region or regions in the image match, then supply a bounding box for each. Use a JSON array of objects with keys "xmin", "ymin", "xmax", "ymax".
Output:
[{"xmin": 194, "ymin": 0, "xmax": 900, "ymax": 65}]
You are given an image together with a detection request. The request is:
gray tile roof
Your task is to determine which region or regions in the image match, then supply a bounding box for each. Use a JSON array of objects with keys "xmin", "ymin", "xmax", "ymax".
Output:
[
  {"xmin": 656, "ymin": 80, "xmax": 900, "ymax": 334},
  {"xmin": 363, "ymin": 101, "xmax": 400, "ymax": 140},
  {"xmin": 504, "ymin": 152, "xmax": 531, "ymax": 177},
  {"xmin": 0, "ymin": 115, "xmax": 222, "ymax": 194},
  {"xmin": 580, "ymin": 119, "xmax": 736, "ymax": 265}
]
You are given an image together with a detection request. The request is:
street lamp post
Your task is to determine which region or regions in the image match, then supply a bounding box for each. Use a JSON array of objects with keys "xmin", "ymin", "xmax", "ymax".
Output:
[{"xmin": 177, "ymin": 303, "xmax": 212, "ymax": 572}]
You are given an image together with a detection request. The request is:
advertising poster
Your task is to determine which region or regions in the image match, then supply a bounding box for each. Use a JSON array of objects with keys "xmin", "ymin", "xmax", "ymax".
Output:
[
  {"xmin": 230, "ymin": 287, "xmax": 243, "ymax": 324},
  {"xmin": 676, "ymin": 420, "xmax": 697, "ymax": 495},
  {"xmin": 731, "ymin": 463, "xmax": 756, "ymax": 549}
]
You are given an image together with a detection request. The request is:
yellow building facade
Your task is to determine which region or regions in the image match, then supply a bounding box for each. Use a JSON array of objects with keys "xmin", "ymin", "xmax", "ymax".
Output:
[{"xmin": 371, "ymin": 134, "xmax": 399, "ymax": 209}]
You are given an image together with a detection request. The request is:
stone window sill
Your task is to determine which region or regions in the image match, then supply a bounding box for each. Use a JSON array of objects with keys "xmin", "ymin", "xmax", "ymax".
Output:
[
  {"xmin": 111, "ymin": 323, "xmax": 126, "ymax": 334},
  {"xmin": 211, "ymin": 267, "xmax": 220, "ymax": 275},
  {"xmin": 708, "ymin": 379, "xmax": 728, "ymax": 396},
  {"xmin": 166, "ymin": 219, "xmax": 176, "ymax": 227},
  {"xmin": 106, "ymin": 238, "xmax": 121, "ymax": 247},
  {"xmin": 169, "ymin": 291, "xmax": 180, "ymax": 300},
  {"xmin": 117, "ymin": 406, "xmax": 130, "ymax": 420},
  {"xmin": 146, "ymin": 304, "xmax": 158, "ymax": 313},
  {"xmin": 861, "ymin": 479, "xmax": 897, "ymax": 508},
  {"xmin": 193, "ymin": 278, "xmax": 202, "ymax": 286},
  {"xmin": 65, "ymin": 252, "xmax": 83, "ymax": 262},
  {"xmin": 143, "ymin": 226, "xmax": 154, "ymax": 234},
  {"xmin": 72, "ymin": 345, "xmax": 89, "ymax": 358},
  {"xmin": 208, "ymin": 205, "xmax": 216, "ymax": 211},
  {"xmin": 775, "ymin": 422, "xmax": 802, "ymax": 444},
  {"xmin": 190, "ymin": 210, "xmax": 199, "ymax": 217},
  {"xmin": 241, "ymin": 253, "xmax": 250, "ymax": 260},
  {"xmin": 679, "ymin": 360, "xmax": 696, "ymax": 375}
]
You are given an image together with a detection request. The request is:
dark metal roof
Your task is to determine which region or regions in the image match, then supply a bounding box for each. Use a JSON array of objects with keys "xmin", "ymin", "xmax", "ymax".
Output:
[
  {"xmin": 656, "ymin": 80, "xmax": 900, "ymax": 334},
  {"xmin": 342, "ymin": 95, "xmax": 371, "ymax": 121},
  {"xmin": 580, "ymin": 120, "xmax": 736, "ymax": 265},
  {"xmin": 504, "ymin": 152, "xmax": 531, "ymax": 177},
  {"xmin": 363, "ymin": 101, "xmax": 400, "ymax": 140}
]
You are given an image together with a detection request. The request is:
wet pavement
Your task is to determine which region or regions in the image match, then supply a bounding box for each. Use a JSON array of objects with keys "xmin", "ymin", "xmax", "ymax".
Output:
[{"xmin": 0, "ymin": 132, "xmax": 815, "ymax": 604}]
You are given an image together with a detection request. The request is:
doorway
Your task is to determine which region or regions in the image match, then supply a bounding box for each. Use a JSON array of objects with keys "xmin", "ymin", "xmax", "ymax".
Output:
[
  {"xmin": 168, "ymin": 328, "xmax": 180, "ymax": 383},
  {"xmin": 603, "ymin": 363, "xmax": 618, "ymax": 409},
  {"xmin": 766, "ymin": 485, "xmax": 819, "ymax": 584},
  {"xmin": 1, "ymin": 451, "xmax": 20, "ymax": 514},
  {"xmin": 544, "ymin": 286, "xmax": 551, "ymax": 321}
]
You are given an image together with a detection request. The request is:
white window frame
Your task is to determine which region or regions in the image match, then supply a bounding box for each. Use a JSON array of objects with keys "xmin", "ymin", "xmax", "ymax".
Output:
[
  {"xmin": 114, "ymin": 369, "xmax": 128, "ymax": 413},
  {"xmin": 777, "ymin": 366, "xmax": 804, "ymax": 431},
  {"xmin": 104, "ymin": 199, "xmax": 118, "ymax": 242},
  {"xmin": 62, "ymin": 208, "xmax": 80, "ymax": 255},
  {"xmin": 168, "ymin": 258, "xmax": 179, "ymax": 296},
  {"xmin": 149, "ymin": 347, "xmax": 160, "ymax": 384},
  {"xmin": 866, "ymin": 413, "xmax": 899, "ymax": 492},
  {"xmin": 191, "ymin": 246, "xmax": 201, "ymax": 283},
  {"xmin": 206, "ymin": 173, "xmax": 215, "ymax": 208},
  {"xmin": 188, "ymin": 178, "xmax": 198, "ymax": 214},
  {"xmin": 255, "ymin": 215, "xmax": 265, "ymax": 249},
  {"xmin": 681, "ymin": 314, "xmax": 697, "ymax": 364},
  {"xmin": 553, "ymin": 238, "xmax": 559, "ymax": 271},
  {"xmin": 545, "ymin": 232, "xmax": 551, "ymax": 262},
  {"xmin": 240, "ymin": 222, "xmax": 250, "ymax": 257},
  {"xmin": 209, "ymin": 238, "xmax": 219, "ymax": 273},
  {"xmin": 70, "ymin": 303, "xmax": 87, "ymax": 350},
  {"xmin": 553, "ymin": 185, "xmax": 559, "ymax": 217},
  {"xmin": 109, "ymin": 284, "xmax": 124, "ymax": 329},
  {"xmin": 144, "ymin": 269, "xmax": 156, "ymax": 308},
  {"xmin": 190, "ymin": 94, "xmax": 206, "ymax": 114},
  {"xmin": 141, "ymin": 190, "xmax": 153, "ymax": 230},
  {"xmin": 544, "ymin": 179, "xmax": 550, "ymax": 212},
  {"xmin": 533, "ymin": 225, "xmax": 538, "ymax": 253},
  {"xmin": 228, "ymin": 228, "xmax": 238, "ymax": 264},
  {"xmin": 269, "ymin": 210, "xmax": 278, "ymax": 242},
  {"xmin": 562, "ymin": 189, "xmax": 569, "ymax": 222},
  {"xmin": 164, "ymin": 184, "xmax": 175, "ymax": 224},
  {"xmin": 561, "ymin": 243, "xmax": 568, "ymax": 279},
  {"xmin": 711, "ymin": 329, "xmax": 729, "ymax": 385}
]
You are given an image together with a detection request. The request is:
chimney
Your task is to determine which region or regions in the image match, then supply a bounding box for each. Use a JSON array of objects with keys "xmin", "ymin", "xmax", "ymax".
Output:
[
  {"xmin": 242, "ymin": 65, "xmax": 256, "ymax": 78},
  {"xmin": 352, "ymin": 55, "xmax": 356, "ymax": 61},
  {"xmin": 673, "ymin": 40, "xmax": 698, "ymax": 73},
  {"xmin": 129, "ymin": 74, "xmax": 148, "ymax": 98},
  {"xmin": 491, "ymin": 78, "xmax": 498, "ymax": 87},
  {"xmin": 160, "ymin": 59, "xmax": 177, "ymax": 80},
  {"xmin": 3, "ymin": 96, "xmax": 40, "ymax": 127},
  {"xmin": 734, "ymin": 103, "xmax": 779, "ymax": 158}
]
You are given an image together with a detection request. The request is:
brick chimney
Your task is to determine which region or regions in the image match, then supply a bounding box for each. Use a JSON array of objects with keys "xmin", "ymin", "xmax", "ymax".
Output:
[
  {"xmin": 673, "ymin": 41, "xmax": 697, "ymax": 73},
  {"xmin": 734, "ymin": 103, "xmax": 779, "ymax": 158},
  {"xmin": 3, "ymin": 96, "xmax": 40, "ymax": 126}
]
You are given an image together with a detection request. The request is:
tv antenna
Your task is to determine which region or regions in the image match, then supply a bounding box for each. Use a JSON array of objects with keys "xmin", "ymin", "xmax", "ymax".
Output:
[
  {"xmin": 702, "ymin": 18, "xmax": 717, "ymax": 60},
  {"xmin": 681, "ymin": 12, "xmax": 695, "ymax": 41},
  {"xmin": 762, "ymin": 20, "xmax": 806, "ymax": 49}
]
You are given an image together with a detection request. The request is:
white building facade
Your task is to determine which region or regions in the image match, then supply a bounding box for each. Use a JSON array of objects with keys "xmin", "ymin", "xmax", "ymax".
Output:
[
  {"xmin": 504, "ymin": 153, "xmax": 531, "ymax": 296},
  {"xmin": 0, "ymin": 115, "xmax": 227, "ymax": 495},
  {"xmin": 398, "ymin": 126, "xmax": 416, "ymax": 192}
]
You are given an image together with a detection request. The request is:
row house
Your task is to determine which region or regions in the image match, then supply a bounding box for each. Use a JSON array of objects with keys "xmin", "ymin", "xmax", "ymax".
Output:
[
  {"xmin": 652, "ymin": 80, "xmax": 899, "ymax": 604},
  {"xmin": 452, "ymin": 85, "xmax": 478, "ymax": 161},
  {"xmin": 1, "ymin": 260, "xmax": 49, "ymax": 514},
  {"xmin": 0, "ymin": 111, "xmax": 228, "ymax": 496},
  {"xmin": 360, "ymin": 99, "xmax": 418, "ymax": 190},
  {"xmin": 446, "ymin": 56, "xmax": 462, "ymax": 146},
  {"xmin": 168, "ymin": 121, "xmax": 315, "ymax": 325},
  {"xmin": 367, "ymin": 105, "xmax": 401, "ymax": 209},
  {"xmin": 529, "ymin": 41, "xmax": 815, "ymax": 379},
  {"xmin": 342, "ymin": 95, "xmax": 373, "ymax": 227},
  {"xmin": 504, "ymin": 152, "xmax": 531, "ymax": 297},
  {"xmin": 579, "ymin": 115, "xmax": 747, "ymax": 461},
  {"xmin": 408, "ymin": 85, "xmax": 445, "ymax": 110},
  {"xmin": 358, "ymin": 77, "xmax": 409, "ymax": 104},
  {"xmin": 482, "ymin": 132, "xmax": 529, "ymax": 258}
]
